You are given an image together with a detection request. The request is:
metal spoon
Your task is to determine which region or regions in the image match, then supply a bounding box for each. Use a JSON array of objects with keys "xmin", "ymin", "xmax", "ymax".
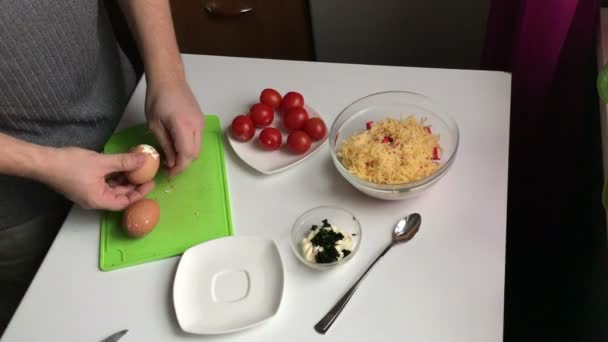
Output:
[{"xmin": 314, "ymin": 213, "xmax": 422, "ymax": 334}]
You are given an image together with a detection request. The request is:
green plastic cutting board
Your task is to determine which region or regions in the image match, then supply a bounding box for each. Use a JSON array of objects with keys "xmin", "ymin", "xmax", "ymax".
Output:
[{"xmin": 99, "ymin": 115, "xmax": 233, "ymax": 271}]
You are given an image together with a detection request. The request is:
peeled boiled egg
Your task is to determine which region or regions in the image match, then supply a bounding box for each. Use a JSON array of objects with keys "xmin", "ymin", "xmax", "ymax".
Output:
[
  {"xmin": 126, "ymin": 144, "xmax": 160, "ymax": 184},
  {"xmin": 122, "ymin": 199, "xmax": 160, "ymax": 237}
]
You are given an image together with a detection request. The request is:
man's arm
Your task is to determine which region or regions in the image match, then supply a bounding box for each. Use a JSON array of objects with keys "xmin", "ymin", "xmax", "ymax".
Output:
[
  {"xmin": 0, "ymin": 132, "xmax": 152, "ymax": 210},
  {"xmin": 117, "ymin": 0, "xmax": 184, "ymax": 89},
  {"xmin": 119, "ymin": 0, "xmax": 205, "ymax": 176},
  {"xmin": 0, "ymin": 132, "xmax": 51, "ymax": 181}
]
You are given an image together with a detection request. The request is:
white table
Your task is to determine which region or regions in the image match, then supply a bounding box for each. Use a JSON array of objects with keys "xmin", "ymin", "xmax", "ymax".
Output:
[{"xmin": 2, "ymin": 54, "xmax": 511, "ymax": 342}]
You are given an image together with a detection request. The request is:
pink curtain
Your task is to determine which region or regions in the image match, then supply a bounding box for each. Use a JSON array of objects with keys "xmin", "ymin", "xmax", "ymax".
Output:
[
  {"xmin": 483, "ymin": 0, "xmax": 599, "ymax": 136},
  {"xmin": 482, "ymin": 1, "xmax": 605, "ymax": 340}
]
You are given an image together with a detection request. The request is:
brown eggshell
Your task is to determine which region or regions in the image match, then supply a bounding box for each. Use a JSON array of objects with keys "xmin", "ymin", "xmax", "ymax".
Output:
[
  {"xmin": 122, "ymin": 199, "xmax": 160, "ymax": 237},
  {"xmin": 126, "ymin": 144, "xmax": 160, "ymax": 184}
]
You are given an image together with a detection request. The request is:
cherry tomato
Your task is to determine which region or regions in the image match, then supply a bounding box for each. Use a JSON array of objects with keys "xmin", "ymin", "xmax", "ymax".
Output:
[
  {"xmin": 249, "ymin": 103, "xmax": 274, "ymax": 127},
  {"xmin": 258, "ymin": 127, "xmax": 282, "ymax": 151},
  {"xmin": 283, "ymin": 107, "xmax": 309, "ymax": 131},
  {"xmin": 286, "ymin": 130, "xmax": 312, "ymax": 154},
  {"xmin": 260, "ymin": 88, "xmax": 282, "ymax": 109},
  {"xmin": 281, "ymin": 91, "xmax": 304, "ymax": 112},
  {"xmin": 231, "ymin": 115, "xmax": 255, "ymax": 142},
  {"xmin": 303, "ymin": 117, "xmax": 327, "ymax": 140}
]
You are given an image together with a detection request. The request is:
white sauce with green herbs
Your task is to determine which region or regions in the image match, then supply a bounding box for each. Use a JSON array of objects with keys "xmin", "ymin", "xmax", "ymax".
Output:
[{"xmin": 301, "ymin": 224, "xmax": 353, "ymax": 263}]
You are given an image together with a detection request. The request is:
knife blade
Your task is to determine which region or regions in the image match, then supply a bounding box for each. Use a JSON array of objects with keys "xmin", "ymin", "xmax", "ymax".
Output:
[{"xmin": 101, "ymin": 329, "xmax": 128, "ymax": 342}]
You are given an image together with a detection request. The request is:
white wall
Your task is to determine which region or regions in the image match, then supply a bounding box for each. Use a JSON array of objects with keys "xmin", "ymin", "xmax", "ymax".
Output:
[{"xmin": 309, "ymin": 0, "xmax": 491, "ymax": 69}]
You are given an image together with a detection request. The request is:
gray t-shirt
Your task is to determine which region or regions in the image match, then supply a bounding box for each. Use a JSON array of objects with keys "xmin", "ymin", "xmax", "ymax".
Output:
[{"xmin": 0, "ymin": 0, "xmax": 137, "ymax": 229}]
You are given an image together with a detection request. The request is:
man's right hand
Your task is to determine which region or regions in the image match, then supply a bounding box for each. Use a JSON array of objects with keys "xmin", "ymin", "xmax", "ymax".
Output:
[{"xmin": 41, "ymin": 147, "xmax": 155, "ymax": 211}]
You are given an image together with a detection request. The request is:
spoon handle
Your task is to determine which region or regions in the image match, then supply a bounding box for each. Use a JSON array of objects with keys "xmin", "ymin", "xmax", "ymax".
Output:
[{"xmin": 314, "ymin": 243, "xmax": 394, "ymax": 334}]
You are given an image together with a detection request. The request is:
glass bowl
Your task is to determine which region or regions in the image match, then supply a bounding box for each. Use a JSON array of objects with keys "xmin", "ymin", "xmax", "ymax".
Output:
[
  {"xmin": 329, "ymin": 91, "xmax": 460, "ymax": 200},
  {"xmin": 290, "ymin": 206, "xmax": 362, "ymax": 271}
]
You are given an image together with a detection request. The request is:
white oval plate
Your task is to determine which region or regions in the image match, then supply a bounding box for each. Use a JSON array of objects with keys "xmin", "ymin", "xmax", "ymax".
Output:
[
  {"xmin": 173, "ymin": 236, "xmax": 284, "ymax": 335},
  {"xmin": 226, "ymin": 104, "xmax": 328, "ymax": 174}
]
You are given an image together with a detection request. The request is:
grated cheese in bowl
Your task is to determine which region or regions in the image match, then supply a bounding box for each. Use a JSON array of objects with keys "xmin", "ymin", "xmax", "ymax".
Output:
[
  {"xmin": 338, "ymin": 116, "xmax": 442, "ymax": 185},
  {"xmin": 329, "ymin": 91, "xmax": 459, "ymax": 200}
]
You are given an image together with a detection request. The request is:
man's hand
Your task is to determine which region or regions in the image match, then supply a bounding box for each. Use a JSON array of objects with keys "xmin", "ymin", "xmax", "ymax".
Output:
[
  {"xmin": 118, "ymin": 0, "xmax": 204, "ymax": 177},
  {"xmin": 145, "ymin": 80, "xmax": 204, "ymax": 176},
  {"xmin": 42, "ymin": 147, "xmax": 154, "ymax": 211}
]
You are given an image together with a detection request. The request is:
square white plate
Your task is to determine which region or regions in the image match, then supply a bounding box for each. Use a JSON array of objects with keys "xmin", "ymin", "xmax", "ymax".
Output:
[
  {"xmin": 226, "ymin": 104, "xmax": 328, "ymax": 174},
  {"xmin": 173, "ymin": 236, "xmax": 284, "ymax": 335}
]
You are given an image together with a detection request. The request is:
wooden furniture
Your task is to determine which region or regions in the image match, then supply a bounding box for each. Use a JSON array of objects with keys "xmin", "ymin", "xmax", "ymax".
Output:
[
  {"xmin": 105, "ymin": 0, "xmax": 315, "ymax": 76},
  {"xmin": 169, "ymin": 0, "xmax": 314, "ymax": 61}
]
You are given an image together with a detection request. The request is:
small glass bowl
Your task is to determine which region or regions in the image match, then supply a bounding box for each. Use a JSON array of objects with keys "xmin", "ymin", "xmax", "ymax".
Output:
[
  {"xmin": 329, "ymin": 91, "xmax": 460, "ymax": 200},
  {"xmin": 290, "ymin": 206, "xmax": 362, "ymax": 271}
]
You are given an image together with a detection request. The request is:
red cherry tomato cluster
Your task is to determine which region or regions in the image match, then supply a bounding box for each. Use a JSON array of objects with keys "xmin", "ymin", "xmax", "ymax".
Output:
[{"xmin": 230, "ymin": 89, "xmax": 327, "ymax": 154}]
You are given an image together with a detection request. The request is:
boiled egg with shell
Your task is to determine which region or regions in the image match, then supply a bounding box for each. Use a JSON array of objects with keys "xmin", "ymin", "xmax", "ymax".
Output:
[
  {"xmin": 122, "ymin": 199, "xmax": 160, "ymax": 237},
  {"xmin": 126, "ymin": 144, "xmax": 160, "ymax": 184}
]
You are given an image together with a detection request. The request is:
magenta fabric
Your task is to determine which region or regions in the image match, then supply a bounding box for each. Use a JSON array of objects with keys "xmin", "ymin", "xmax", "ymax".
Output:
[
  {"xmin": 482, "ymin": 1, "xmax": 604, "ymax": 340},
  {"xmin": 482, "ymin": 0, "xmax": 600, "ymax": 216},
  {"xmin": 483, "ymin": 0, "xmax": 599, "ymax": 119}
]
